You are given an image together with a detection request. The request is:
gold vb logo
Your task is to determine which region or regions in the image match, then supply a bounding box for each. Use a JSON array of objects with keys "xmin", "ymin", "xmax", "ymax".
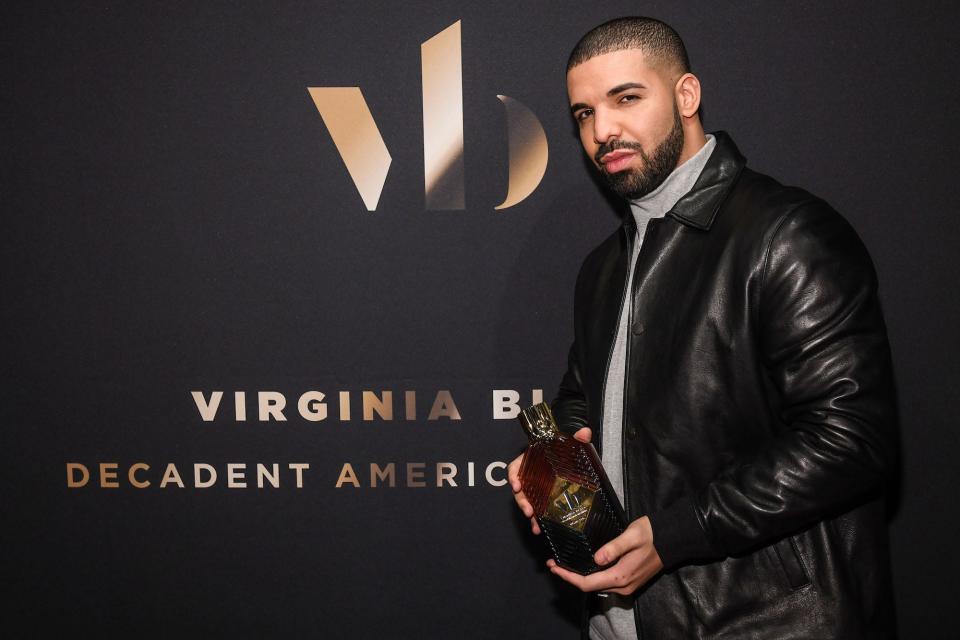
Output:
[{"xmin": 307, "ymin": 21, "xmax": 549, "ymax": 211}]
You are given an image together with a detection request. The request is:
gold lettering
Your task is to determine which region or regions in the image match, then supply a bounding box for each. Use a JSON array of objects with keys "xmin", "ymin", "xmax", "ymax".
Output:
[
  {"xmin": 370, "ymin": 463, "xmax": 395, "ymax": 488},
  {"xmin": 128, "ymin": 462, "xmax": 150, "ymax": 488},
  {"xmin": 436, "ymin": 462, "xmax": 458, "ymax": 487},
  {"xmin": 336, "ymin": 463, "xmax": 360, "ymax": 488},
  {"xmin": 494, "ymin": 96, "xmax": 549, "ymax": 210},
  {"xmin": 160, "ymin": 463, "xmax": 185, "ymax": 488},
  {"xmin": 405, "ymin": 390, "xmax": 416, "ymax": 420},
  {"xmin": 421, "ymin": 21, "xmax": 465, "ymax": 209},
  {"xmin": 66, "ymin": 463, "xmax": 89, "ymax": 488},
  {"xmin": 428, "ymin": 390, "xmax": 461, "ymax": 420},
  {"xmin": 298, "ymin": 391, "xmax": 327, "ymax": 421},
  {"xmin": 307, "ymin": 87, "xmax": 392, "ymax": 211},
  {"xmin": 363, "ymin": 391, "xmax": 393, "ymax": 421},
  {"xmin": 99, "ymin": 463, "xmax": 119, "ymax": 488},
  {"xmin": 406, "ymin": 462, "xmax": 426, "ymax": 488},
  {"xmin": 339, "ymin": 391, "xmax": 351, "ymax": 421},
  {"xmin": 308, "ymin": 21, "xmax": 550, "ymax": 213}
]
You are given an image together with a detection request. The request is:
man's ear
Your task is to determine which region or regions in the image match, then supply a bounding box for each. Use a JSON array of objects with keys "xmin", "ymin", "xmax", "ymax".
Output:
[{"xmin": 675, "ymin": 73, "xmax": 701, "ymax": 118}]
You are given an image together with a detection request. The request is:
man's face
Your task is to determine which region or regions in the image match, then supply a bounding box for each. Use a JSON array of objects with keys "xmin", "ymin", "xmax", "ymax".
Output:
[{"xmin": 567, "ymin": 49, "xmax": 684, "ymax": 200}]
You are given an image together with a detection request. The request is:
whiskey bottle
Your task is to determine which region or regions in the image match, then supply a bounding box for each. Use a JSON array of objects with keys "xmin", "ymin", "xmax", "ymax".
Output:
[{"xmin": 517, "ymin": 402, "xmax": 628, "ymax": 575}]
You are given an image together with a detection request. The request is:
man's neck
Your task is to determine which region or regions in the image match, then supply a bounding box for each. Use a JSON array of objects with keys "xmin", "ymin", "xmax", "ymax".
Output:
[
  {"xmin": 629, "ymin": 134, "xmax": 716, "ymax": 217},
  {"xmin": 675, "ymin": 125, "xmax": 708, "ymax": 166}
]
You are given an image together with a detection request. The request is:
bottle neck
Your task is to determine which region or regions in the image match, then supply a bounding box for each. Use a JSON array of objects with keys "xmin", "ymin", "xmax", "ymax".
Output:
[{"xmin": 518, "ymin": 402, "xmax": 559, "ymax": 443}]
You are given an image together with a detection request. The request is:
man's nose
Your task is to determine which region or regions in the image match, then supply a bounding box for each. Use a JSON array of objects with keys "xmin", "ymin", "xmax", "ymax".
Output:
[{"xmin": 592, "ymin": 109, "xmax": 621, "ymax": 145}]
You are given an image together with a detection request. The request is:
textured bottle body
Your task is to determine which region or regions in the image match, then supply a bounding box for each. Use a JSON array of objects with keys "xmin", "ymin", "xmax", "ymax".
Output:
[{"xmin": 519, "ymin": 433, "xmax": 628, "ymax": 574}]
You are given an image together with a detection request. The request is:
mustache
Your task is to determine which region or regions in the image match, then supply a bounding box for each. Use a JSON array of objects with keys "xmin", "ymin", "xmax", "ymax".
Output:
[{"xmin": 595, "ymin": 140, "xmax": 644, "ymax": 166}]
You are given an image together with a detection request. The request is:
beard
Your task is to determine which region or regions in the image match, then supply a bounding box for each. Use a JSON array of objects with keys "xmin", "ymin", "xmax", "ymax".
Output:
[{"xmin": 595, "ymin": 107, "xmax": 685, "ymax": 200}]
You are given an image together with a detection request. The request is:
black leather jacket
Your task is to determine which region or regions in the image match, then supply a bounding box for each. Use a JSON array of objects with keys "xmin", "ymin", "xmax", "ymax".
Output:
[{"xmin": 552, "ymin": 132, "xmax": 897, "ymax": 639}]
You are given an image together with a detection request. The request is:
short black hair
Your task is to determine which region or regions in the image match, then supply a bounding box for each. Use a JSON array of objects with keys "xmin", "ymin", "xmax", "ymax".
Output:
[{"xmin": 567, "ymin": 17, "xmax": 691, "ymax": 76}]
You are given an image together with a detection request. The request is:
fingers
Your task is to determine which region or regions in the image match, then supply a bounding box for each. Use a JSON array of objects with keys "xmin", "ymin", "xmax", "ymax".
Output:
[
  {"xmin": 511, "ymin": 487, "xmax": 541, "ymax": 535},
  {"xmin": 573, "ymin": 427, "xmax": 592, "ymax": 443},
  {"xmin": 507, "ymin": 451, "xmax": 540, "ymax": 534},
  {"xmin": 516, "ymin": 493, "xmax": 533, "ymax": 518},
  {"xmin": 594, "ymin": 522, "xmax": 641, "ymax": 565},
  {"xmin": 546, "ymin": 517, "xmax": 662, "ymax": 594},
  {"xmin": 547, "ymin": 559, "xmax": 623, "ymax": 593},
  {"xmin": 513, "ymin": 492, "xmax": 540, "ymax": 535},
  {"xmin": 594, "ymin": 516, "xmax": 648, "ymax": 566},
  {"xmin": 547, "ymin": 546, "xmax": 657, "ymax": 595},
  {"xmin": 530, "ymin": 518, "xmax": 541, "ymax": 535},
  {"xmin": 593, "ymin": 539, "xmax": 621, "ymax": 567},
  {"xmin": 511, "ymin": 484, "xmax": 539, "ymax": 532},
  {"xmin": 507, "ymin": 452, "xmax": 524, "ymax": 493},
  {"xmin": 508, "ymin": 454, "xmax": 532, "ymax": 516}
]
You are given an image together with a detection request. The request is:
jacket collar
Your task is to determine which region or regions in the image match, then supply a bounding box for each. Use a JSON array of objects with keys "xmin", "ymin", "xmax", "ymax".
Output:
[{"xmin": 622, "ymin": 131, "xmax": 746, "ymax": 233}]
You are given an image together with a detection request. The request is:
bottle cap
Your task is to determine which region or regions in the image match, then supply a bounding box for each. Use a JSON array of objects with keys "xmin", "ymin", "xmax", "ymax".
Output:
[{"xmin": 518, "ymin": 402, "xmax": 559, "ymax": 442}]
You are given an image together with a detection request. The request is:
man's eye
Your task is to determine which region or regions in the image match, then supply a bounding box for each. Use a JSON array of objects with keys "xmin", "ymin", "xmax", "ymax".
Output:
[
  {"xmin": 619, "ymin": 94, "xmax": 639, "ymax": 103},
  {"xmin": 576, "ymin": 110, "xmax": 593, "ymax": 122}
]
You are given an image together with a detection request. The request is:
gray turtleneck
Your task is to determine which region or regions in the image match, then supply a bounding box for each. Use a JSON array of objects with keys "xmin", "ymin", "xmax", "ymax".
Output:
[{"xmin": 590, "ymin": 134, "xmax": 716, "ymax": 640}]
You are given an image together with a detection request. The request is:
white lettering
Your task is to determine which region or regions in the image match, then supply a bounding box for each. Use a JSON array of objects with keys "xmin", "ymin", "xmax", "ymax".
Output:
[
  {"xmin": 298, "ymin": 391, "xmax": 327, "ymax": 421},
  {"xmin": 160, "ymin": 463, "xmax": 185, "ymax": 488},
  {"xmin": 191, "ymin": 391, "xmax": 223, "ymax": 421},
  {"xmin": 227, "ymin": 463, "xmax": 246, "ymax": 488},
  {"xmin": 258, "ymin": 391, "xmax": 287, "ymax": 421},
  {"xmin": 485, "ymin": 461, "xmax": 507, "ymax": 487},
  {"xmin": 289, "ymin": 463, "xmax": 309, "ymax": 488},
  {"xmin": 437, "ymin": 462, "xmax": 458, "ymax": 487},
  {"xmin": 493, "ymin": 389, "xmax": 521, "ymax": 419},
  {"xmin": 235, "ymin": 391, "xmax": 246, "ymax": 421},
  {"xmin": 194, "ymin": 463, "xmax": 217, "ymax": 488},
  {"xmin": 257, "ymin": 463, "xmax": 280, "ymax": 488}
]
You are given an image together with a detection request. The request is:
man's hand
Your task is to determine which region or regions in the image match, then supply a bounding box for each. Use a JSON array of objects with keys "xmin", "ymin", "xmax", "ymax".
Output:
[
  {"xmin": 547, "ymin": 516, "xmax": 663, "ymax": 596},
  {"xmin": 508, "ymin": 426, "xmax": 592, "ymax": 535}
]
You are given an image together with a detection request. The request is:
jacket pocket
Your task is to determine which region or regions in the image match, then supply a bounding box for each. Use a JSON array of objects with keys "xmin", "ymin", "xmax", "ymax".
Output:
[{"xmin": 772, "ymin": 537, "xmax": 811, "ymax": 590}]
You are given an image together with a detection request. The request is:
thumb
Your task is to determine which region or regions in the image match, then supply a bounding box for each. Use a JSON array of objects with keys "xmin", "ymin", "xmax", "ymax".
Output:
[
  {"xmin": 594, "ymin": 536, "xmax": 623, "ymax": 567},
  {"xmin": 573, "ymin": 427, "xmax": 592, "ymax": 443},
  {"xmin": 594, "ymin": 521, "xmax": 643, "ymax": 566}
]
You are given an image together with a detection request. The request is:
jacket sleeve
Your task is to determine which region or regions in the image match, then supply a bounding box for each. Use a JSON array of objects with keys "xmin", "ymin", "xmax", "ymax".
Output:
[
  {"xmin": 551, "ymin": 261, "xmax": 591, "ymax": 436},
  {"xmin": 552, "ymin": 342, "xmax": 590, "ymax": 435},
  {"xmin": 649, "ymin": 202, "xmax": 898, "ymax": 570}
]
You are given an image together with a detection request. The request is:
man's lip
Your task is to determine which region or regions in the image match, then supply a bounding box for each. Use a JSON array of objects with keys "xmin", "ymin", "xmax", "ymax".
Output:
[{"xmin": 600, "ymin": 150, "xmax": 637, "ymax": 164}]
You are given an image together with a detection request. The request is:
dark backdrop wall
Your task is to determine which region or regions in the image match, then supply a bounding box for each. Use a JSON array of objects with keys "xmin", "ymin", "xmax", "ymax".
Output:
[{"xmin": 4, "ymin": 1, "xmax": 958, "ymax": 637}]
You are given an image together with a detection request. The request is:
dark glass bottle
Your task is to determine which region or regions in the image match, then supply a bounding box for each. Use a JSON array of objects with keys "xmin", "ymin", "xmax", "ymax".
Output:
[{"xmin": 517, "ymin": 402, "xmax": 628, "ymax": 575}]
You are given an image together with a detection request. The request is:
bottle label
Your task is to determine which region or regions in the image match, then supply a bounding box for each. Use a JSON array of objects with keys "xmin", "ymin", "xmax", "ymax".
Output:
[{"xmin": 544, "ymin": 476, "xmax": 595, "ymax": 532}]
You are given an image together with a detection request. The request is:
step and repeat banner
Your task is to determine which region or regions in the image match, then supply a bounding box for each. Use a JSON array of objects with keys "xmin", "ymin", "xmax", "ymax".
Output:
[{"xmin": 5, "ymin": 1, "xmax": 957, "ymax": 637}]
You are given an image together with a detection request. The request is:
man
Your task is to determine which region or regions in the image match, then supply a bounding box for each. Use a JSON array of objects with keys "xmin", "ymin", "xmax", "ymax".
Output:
[{"xmin": 508, "ymin": 17, "xmax": 897, "ymax": 639}]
